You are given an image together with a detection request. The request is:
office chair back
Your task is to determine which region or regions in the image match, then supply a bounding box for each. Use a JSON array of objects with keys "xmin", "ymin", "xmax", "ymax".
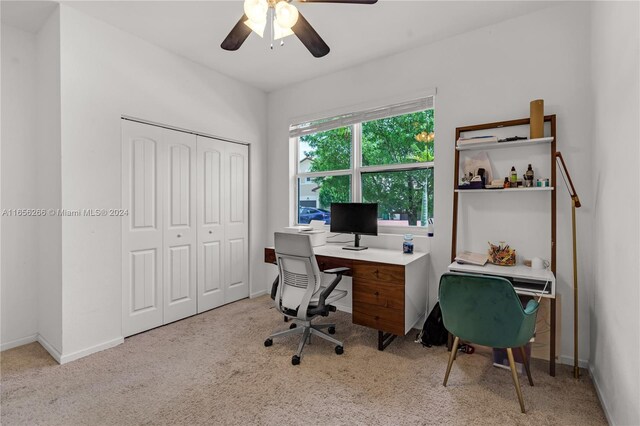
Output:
[
  {"xmin": 274, "ymin": 232, "xmax": 322, "ymax": 313},
  {"xmin": 438, "ymin": 272, "xmax": 539, "ymax": 349}
]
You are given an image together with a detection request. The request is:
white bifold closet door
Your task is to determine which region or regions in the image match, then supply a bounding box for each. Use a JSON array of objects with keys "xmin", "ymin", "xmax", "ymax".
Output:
[
  {"xmin": 197, "ymin": 136, "xmax": 249, "ymax": 312},
  {"xmin": 122, "ymin": 120, "xmax": 197, "ymax": 336},
  {"xmin": 122, "ymin": 120, "xmax": 248, "ymax": 337}
]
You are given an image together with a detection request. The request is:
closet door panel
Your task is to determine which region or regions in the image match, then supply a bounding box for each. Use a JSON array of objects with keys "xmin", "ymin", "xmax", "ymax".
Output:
[
  {"xmin": 224, "ymin": 144, "xmax": 249, "ymax": 303},
  {"xmin": 163, "ymin": 129, "xmax": 197, "ymax": 324},
  {"xmin": 122, "ymin": 121, "xmax": 164, "ymax": 337},
  {"xmin": 197, "ymin": 137, "xmax": 226, "ymax": 312}
]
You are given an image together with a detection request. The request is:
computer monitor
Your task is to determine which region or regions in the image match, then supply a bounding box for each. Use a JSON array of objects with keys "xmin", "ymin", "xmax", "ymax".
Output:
[{"xmin": 330, "ymin": 203, "xmax": 378, "ymax": 251}]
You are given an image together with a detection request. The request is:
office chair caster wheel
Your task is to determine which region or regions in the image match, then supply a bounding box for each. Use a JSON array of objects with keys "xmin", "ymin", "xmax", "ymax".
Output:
[
  {"xmin": 264, "ymin": 338, "xmax": 273, "ymax": 347},
  {"xmin": 328, "ymin": 326, "xmax": 336, "ymax": 335},
  {"xmin": 335, "ymin": 345, "xmax": 344, "ymax": 355},
  {"xmin": 291, "ymin": 355, "xmax": 301, "ymax": 365},
  {"xmin": 289, "ymin": 323, "xmax": 297, "ymax": 329},
  {"xmin": 284, "ymin": 316, "xmax": 289, "ymax": 322}
]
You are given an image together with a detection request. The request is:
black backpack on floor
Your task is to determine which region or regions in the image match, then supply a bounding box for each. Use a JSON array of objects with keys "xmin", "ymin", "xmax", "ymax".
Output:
[{"xmin": 416, "ymin": 302, "xmax": 448, "ymax": 347}]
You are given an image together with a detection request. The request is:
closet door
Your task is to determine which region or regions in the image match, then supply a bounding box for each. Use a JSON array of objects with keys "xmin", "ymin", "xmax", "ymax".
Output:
[
  {"xmin": 122, "ymin": 121, "xmax": 164, "ymax": 337},
  {"xmin": 224, "ymin": 143, "xmax": 249, "ymax": 303},
  {"xmin": 163, "ymin": 129, "xmax": 197, "ymax": 324},
  {"xmin": 196, "ymin": 137, "xmax": 226, "ymax": 312}
]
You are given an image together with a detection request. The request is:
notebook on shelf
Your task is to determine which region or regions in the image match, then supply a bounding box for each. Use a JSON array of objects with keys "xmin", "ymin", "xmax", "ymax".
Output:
[{"xmin": 454, "ymin": 251, "xmax": 488, "ymax": 266}]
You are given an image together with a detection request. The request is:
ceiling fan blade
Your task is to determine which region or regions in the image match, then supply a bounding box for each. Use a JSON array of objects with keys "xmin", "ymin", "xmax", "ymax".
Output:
[
  {"xmin": 297, "ymin": 0, "xmax": 378, "ymax": 4},
  {"xmin": 221, "ymin": 14, "xmax": 252, "ymax": 51},
  {"xmin": 291, "ymin": 12, "xmax": 330, "ymax": 58}
]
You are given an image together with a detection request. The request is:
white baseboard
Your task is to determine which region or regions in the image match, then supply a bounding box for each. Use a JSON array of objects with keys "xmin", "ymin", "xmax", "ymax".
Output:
[
  {"xmin": 250, "ymin": 289, "xmax": 267, "ymax": 299},
  {"xmin": 59, "ymin": 336, "xmax": 124, "ymax": 364},
  {"xmin": 37, "ymin": 334, "xmax": 62, "ymax": 363},
  {"xmin": 0, "ymin": 334, "xmax": 38, "ymax": 351},
  {"xmin": 589, "ymin": 364, "xmax": 614, "ymax": 426},
  {"xmin": 3, "ymin": 333, "xmax": 124, "ymax": 365},
  {"xmin": 559, "ymin": 355, "xmax": 589, "ymax": 369}
]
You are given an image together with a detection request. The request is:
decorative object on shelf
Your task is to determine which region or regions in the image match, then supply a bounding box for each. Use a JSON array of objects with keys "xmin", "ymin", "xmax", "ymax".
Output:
[
  {"xmin": 403, "ymin": 234, "xmax": 414, "ymax": 254},
  {"xmin": 498, "ymin": 136, "xmax": 528, "ymax": 142},
  {"xmin": 531, "ymin": 257, "xmax": 550, "ymax": 270},
  {"xmin": 530, "ymin": 99, "xmax": 544, "ymax": 139},
  {"xmin": 536, "ymin": 178, "xmax": 550, "ymax": 187},
  {"xmin": 556, "ymin": 151, "xmax": 581, "ymax": 379},
  {"xmin": 524, "ymin": 164, "xmax": 535, "ymax": 187},
  {"xmin": 457, "ymin": 135, "xmax": 498, "ymax": 147},
  {"xmin": 488, "ymin": 241, "xmax": 516, "ymax": 266},
  {"xmin": 461, "ymin": 151, "xmax": 493, "ymax": 187}
]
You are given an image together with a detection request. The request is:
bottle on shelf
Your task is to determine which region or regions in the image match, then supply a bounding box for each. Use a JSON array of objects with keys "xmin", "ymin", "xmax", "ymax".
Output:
[
  {"xmin": 510, "ymin": 166, "xmax": 518, "ymax": 188},
  {"xmin": 504, "ymin": 177, "xmax": 510, "ymax": 189},
  {"xmin": 524, "ymin": 164, "xmax": 535, "ymax": 188}
]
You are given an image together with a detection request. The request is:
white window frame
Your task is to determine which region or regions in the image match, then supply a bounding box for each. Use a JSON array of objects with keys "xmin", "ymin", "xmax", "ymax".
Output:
[{"xmin": 294, "ymin": 104, "xmax": 434, "ymax": 234}]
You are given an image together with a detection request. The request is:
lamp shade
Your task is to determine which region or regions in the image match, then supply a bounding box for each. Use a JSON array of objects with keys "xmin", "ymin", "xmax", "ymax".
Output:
[
  {"xmin": 244, "ymin": 0, "xmax": 268, "ymax": 23},
  {"xmin": 244, "ymin": 18, "xmax": 266, "ymax": 38},
  {"xmin": 275, "ymin": 1, "xmax": 299, "ymax": 29}
]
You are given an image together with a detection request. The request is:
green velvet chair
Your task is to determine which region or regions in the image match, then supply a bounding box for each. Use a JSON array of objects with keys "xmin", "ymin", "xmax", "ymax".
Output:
[{"xmin": 439, "ymin": 272, "xmax": 540, "ymax": 413}]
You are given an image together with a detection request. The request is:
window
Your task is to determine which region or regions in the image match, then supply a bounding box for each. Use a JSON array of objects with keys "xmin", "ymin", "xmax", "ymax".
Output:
[{"xmin": 293, "ymin": 98, "xmax": 434, "ymax": 228}]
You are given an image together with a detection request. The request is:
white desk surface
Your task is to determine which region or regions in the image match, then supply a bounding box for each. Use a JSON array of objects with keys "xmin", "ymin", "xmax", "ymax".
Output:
[
  {"xmin": 268, "ymin": 244, "xmax": 428, "ymax": 266},
  {"xmin": 447, "ymin": 262, "xmax": 555, "ymax": 282}
]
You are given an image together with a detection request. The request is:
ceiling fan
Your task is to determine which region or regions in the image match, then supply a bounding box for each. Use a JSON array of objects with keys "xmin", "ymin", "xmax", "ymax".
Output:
[{"xmin": 221, "ymin": 0, "xmax": 378, "ymax": 58}]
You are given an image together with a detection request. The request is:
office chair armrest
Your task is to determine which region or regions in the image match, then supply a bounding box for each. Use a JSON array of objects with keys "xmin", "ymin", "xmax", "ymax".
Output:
[
  {"xmin": 317, "ymin": 268, "xmax": 350, "ymax": 310},
  {"xmin": 270, "ymin": 276, "xmax": 279, "ymax": 301},
  {"xmin": 323, "ymin": 267, "xmax": 350, "ymax": 275},
  {"xmin": 524, "ymin": 299, "xmax": 539, "ymax": 315}
]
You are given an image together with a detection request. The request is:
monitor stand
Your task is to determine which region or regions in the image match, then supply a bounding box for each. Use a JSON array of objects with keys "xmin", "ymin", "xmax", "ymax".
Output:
[{"xmin": 343, "ymin": 234, "xmax": 368, "ymax": 251}]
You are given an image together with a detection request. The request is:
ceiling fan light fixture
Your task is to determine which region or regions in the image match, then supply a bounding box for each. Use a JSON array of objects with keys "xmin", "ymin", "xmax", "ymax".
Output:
[
  {"xmin": 275, "ymin": 1, "xmax": 299, "ymax": 29},
  {"xmin": 244, "ymin": 18, "xmax": 266, "ymax": 38},
  {"xmin": 273, "ymin": 23, "xmax": 294, "ymax": 40},
  {"xmin": 243, "ymin": 0, "xmax": 268, "ymax": 23}
]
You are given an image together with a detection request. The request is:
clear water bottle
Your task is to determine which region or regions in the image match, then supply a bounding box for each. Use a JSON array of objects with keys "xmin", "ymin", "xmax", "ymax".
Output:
[{"xmin": 403, "ymin": 234, "xmax": 414, "ymax": 254}]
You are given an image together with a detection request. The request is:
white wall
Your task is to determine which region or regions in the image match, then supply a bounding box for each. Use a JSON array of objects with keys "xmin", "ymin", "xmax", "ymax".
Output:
[
  {"xmin": 589, "ymin": 2, "xmax": 640, "ymax": 425},
  {"xmin": 35, "ymin": 8, "xmax": 63, "ymax": 356},
  {"xmin": 266, "ymin": 3, "xmax": 595, "ymax": 365},
  {"xmin": 1, "ymin": 25, "xmax": 39, "ymax": 350},
  {"xmin": 54, "ymin": 5, "xmax": 267, "ymax": 362}
]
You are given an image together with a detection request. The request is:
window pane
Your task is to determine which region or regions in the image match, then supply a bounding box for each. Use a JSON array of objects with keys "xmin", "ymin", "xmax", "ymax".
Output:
[
  {"xmin": 362, "ymin": 110, "xmax": 434, "ymax": 167},
  {"xmin": 361, "ymin": 168, "xmax": 433, "ymax": 227},
  {"xmin": 299, "ymin": 127, "xmax": 351, "ymax": 173},
  {"xmin": 297, "ymin": 175, "xmax": 351, "ymax": 224}
]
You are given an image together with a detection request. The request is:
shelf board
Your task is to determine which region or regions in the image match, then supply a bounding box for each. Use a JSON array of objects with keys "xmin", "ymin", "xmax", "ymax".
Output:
[
  {"xmin": 455, "ymin": 187, "xmax": 554, "ymax": 193},
  {"xmin": 456, "ymin": 136, "xmax": 554, "ymax": 151}
]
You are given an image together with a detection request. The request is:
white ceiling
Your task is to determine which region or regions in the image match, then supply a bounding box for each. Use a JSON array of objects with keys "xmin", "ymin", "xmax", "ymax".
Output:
[{"xmin": 3, "ymin": 1, "xmax": 557, "ymax": 92}]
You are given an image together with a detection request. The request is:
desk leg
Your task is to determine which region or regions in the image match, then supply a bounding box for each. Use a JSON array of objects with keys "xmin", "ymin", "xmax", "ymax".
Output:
[
  {"xmin": 378, "ymin": 331, "xmax": 396, "ymax": 351},
  {"xmin": 550, "ymin": 298, "xmax": 557, "ymax": 377}
]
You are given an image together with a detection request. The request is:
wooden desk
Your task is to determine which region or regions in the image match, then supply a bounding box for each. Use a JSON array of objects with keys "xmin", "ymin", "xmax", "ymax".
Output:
[
  {"xmin": 265, "ymin": 244, "xmax": 429, "ymax": 350},
  {"xmin": 447, "ymin": 262, "xmax": 557, "ymax": 376}
]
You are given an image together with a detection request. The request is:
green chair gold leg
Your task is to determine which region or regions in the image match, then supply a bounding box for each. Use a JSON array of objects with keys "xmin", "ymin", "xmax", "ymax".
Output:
[
  {"xmin": 507, "ymin": 348, "xmax": 526, "ymax": 413},
  {"xmin": 520, "ymin": 346, "xmax": 534, "ymax": 386},
  {"xmin": 443, "ymin": 336, "xmax": 460, "ymax": 386}
]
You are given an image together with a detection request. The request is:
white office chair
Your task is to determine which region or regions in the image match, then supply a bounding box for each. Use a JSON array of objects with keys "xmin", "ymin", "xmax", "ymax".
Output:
[{"xmin": 264, "ymin": 232, "xmax": 349, "ymax": 365}]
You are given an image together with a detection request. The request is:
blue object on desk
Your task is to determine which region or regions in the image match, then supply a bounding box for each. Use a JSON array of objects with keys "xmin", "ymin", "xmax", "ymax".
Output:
[{"xmin": 402, "ymin": 234, "xmax": 414, "ymax": 254}]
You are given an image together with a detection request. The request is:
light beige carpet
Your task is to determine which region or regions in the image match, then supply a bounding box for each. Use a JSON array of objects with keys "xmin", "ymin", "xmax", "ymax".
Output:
[{"xmin": 1, "ymin": 296, "xmax": 606, "ymax": 425}]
